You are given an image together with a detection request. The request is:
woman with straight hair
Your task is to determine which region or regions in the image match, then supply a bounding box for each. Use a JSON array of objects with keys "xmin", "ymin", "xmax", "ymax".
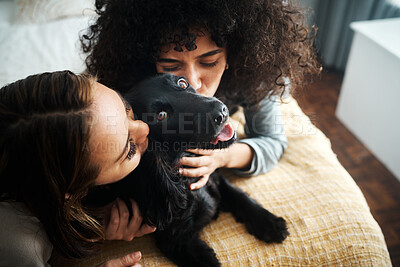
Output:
[{"xmin": 0, "ymin": 70, "xmax": 155, "ymax": 266}]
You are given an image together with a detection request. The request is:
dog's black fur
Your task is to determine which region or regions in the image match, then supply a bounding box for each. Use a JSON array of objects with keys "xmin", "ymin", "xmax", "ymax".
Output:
[{"xmin": 88, "ymin": 74, "xmax": 289, "ymax": 266}]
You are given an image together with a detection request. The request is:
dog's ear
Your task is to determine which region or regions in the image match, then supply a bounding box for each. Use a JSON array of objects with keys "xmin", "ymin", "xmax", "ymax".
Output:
[
  {"xmin": 145, "ymin": 177, "xmax": 189, "ymax": 230},
  {"xmin": 138, "ymin": 153, "xmax": 190, "ymax": 229},
  {"xmin": 159, "ymin": 156, "xmax": 190, "ymax": 226},
  {"xmin": 160, "ymin": 172, "xmax": 189, "ymax": 227}
]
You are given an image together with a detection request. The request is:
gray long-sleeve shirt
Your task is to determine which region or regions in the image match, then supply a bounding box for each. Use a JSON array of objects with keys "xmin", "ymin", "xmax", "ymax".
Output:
[
  {"xmin": 0, "ymin": 201, "xmax": 52, "ymax": 266},
  {"xmin": 232, "ymin": 95, "xmax": 287, "ymax": 176}
]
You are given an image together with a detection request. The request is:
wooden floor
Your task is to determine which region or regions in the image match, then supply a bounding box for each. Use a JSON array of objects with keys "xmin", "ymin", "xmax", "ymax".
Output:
[{"xmin": 293, "ymin": 70, "xmax": 400, "ymax": 266}]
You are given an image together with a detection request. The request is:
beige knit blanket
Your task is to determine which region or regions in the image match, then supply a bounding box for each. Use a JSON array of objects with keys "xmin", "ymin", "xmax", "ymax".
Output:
[{"xmin": 51, "ymin": 97, "xmax": 391, "ymax": 266}]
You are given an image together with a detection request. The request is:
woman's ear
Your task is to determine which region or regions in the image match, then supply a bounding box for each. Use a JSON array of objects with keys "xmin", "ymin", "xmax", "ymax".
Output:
[{"xmin": 65, "ymin": 193, "xmax": 71, "ymax": 200}]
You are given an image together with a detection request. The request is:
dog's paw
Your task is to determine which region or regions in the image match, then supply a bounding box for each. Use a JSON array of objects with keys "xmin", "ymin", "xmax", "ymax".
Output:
[
  {"xmin": 265, "ymin": 216, "xmax": 289, "ymax": 243},
  {"xmin": 245, "ymin": 210, "xmax": 289, "ymax": 243}
]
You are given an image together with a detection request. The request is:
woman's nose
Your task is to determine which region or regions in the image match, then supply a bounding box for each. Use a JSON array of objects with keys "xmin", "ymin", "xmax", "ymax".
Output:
[
  {"xmin": 185, "ymin": 67, "xmax": 202, "ymax": 90},
  {"xmin": 131, "ymin": 120, "xmax": 149, "ymax": 144}
]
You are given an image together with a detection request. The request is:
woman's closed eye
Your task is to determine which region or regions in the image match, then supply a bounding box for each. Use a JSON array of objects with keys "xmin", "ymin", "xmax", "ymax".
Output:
[
  {"xmin": 160, "ymin": 60, "xmax": 219, "ymax": 72},
  {"xmin": 200, "ymin": 60, "xmax": 218, "ymax": 67},
  {"xmin": 162, "ymin": 65, "xmax": 180, "ymax": 72},
  {"xmin": 126, "ymin": 139, "xmax": 137, "ymax": 160}
]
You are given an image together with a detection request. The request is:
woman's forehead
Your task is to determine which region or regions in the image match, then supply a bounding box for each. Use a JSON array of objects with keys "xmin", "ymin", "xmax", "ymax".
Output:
[{"xmin": 159, "ymin": 33, "xmax": 223, "ymax": 58}]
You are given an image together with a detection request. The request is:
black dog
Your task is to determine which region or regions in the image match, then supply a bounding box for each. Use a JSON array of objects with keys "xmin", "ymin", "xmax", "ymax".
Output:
[{"xmin": 89, "ymin": 74, "xmax": 289, "ymax": 266}]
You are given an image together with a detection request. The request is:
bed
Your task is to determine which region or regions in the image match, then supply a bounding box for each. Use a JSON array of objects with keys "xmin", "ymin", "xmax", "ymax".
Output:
[{"xmin": 0, "ymin": 1, "xmax": 392, "ymax": 266}]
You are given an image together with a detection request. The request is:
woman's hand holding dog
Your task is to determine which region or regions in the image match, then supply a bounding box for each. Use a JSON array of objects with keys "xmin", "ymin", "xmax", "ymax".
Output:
[
  {"xmin": 97, "ymin": 198, "xmax": 156, "ymax": 267},
  {"xmin": 98, "ymin": 251, "xmax": 142, "ymax": 267},
  {"xmin": 180, "ymin": 143, "xmax": 254, "ymax": 190},
  {"xmin": 103, "ymin": 198, "xmax": 156, "ymax": 241},
  {"xmin": 179, "ymin": 148, "xmax": 225, "ymax": 190}
]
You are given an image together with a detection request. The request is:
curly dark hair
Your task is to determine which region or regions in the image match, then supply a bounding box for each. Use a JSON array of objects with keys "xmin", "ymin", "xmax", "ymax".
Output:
[{"xmin": 82, "ymin": 0, "xmax": 321, "ymax": 106}]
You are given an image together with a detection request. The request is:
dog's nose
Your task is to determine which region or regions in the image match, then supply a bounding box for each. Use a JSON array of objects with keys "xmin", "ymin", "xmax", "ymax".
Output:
[{"xmin": 214, "ymin": 106, "xmax": 228, "ymax": 126}]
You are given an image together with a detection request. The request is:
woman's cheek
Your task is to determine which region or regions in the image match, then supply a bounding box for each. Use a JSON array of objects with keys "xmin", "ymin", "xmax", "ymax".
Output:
[{"xmin": 130, "ymin": 153, "xmax": 141, "ymax": 172}]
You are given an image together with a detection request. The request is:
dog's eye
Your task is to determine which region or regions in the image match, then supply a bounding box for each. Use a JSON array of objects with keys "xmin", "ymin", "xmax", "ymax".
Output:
[
  {"xmin": 157, "ymin": 111, "xmax": 168, "ymax": 121},
  {"xmin": 177, "ymin": 78, "xmax": 188, "ymax": 89}
]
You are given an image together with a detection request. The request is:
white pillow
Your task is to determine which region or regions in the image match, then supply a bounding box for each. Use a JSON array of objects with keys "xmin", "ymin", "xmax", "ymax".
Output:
[
  {"xmin": 0, "ymin": 0, "xmax": 17, "ymax": 24},
  {"xmin": 15, "ymin": 0, "xmax": 95, "ymax": 23},
  {"xmin": 0, "ymin": 16, "xmax": 92, "ymax": 87}
]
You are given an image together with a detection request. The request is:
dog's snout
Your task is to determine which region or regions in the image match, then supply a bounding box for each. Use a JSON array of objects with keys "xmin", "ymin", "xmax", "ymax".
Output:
[
  {"xmin": 222, "ymin": 106, "xmax": 228, "ymax": 116},
  {"xmin": 214, "ymin": 105, "xmax": 228, "ymax": 126},
  {"xmin": 214, "ymin": 114, "xmax": 224, "ymax": 126}
]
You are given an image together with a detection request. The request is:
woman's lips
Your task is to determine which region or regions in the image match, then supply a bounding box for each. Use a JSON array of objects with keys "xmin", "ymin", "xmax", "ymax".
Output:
[{"xmin": 138, "ymin": 137, "xmax": 149, "ymax": 155}]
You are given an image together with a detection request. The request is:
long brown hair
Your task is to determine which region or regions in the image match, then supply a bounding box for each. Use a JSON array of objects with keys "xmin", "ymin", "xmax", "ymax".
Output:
[{"xmin": 0, "ymin": 71, "xmax": 104, "ymax": 258}]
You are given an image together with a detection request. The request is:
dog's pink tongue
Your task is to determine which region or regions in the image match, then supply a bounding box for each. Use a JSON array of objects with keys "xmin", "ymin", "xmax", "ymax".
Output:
[{"xmin": 211, "ymin": 123, "xmax": 234, "ymax": 145}]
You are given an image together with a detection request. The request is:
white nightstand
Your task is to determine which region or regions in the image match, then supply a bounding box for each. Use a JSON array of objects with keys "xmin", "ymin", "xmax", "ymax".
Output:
[{"xmin": 336, "ymin": 18, "xmax": 400, "ymax": 180}]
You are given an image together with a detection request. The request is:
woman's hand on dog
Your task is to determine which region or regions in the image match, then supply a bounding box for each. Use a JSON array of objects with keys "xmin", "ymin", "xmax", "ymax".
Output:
[
  {"xmin": 103, "ymin": 198, "xmax": 156, "ymax": 241},
  {"xmin": 180, "ymin": 143, "xmax": 254, "ymax": 190},
  {"xmin": 179, "ymin": 148, "xmax": 229, "ymax": 190},
  {"xmin": 98, "ymin": 250, "xmax": 142, "ymax": 267}
]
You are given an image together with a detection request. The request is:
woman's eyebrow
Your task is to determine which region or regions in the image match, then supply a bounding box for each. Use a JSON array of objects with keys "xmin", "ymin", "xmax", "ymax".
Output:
[
  {"xmin": 157, "ymin": 58, "xmax": 179, "ymax": 63},
  {"xmin": 157, "ymin": 49, "xmax": 223, "ymax": 62},
  {"xmin": 115, "ymin": 91, "xmax": 130, "ymax": 110},
  {"xmin": 196, "ymin": 49, "xmax": 223, "ymax": 58}
]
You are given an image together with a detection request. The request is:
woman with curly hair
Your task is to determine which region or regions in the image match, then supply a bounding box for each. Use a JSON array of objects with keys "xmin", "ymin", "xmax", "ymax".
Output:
[
  {"xmin": 0, "ymin": 71, "xmax": 154, "ymax": 266},
  {"xmin": 82, "ymin": 0, "xmax": 321, "ymax": 189}
]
